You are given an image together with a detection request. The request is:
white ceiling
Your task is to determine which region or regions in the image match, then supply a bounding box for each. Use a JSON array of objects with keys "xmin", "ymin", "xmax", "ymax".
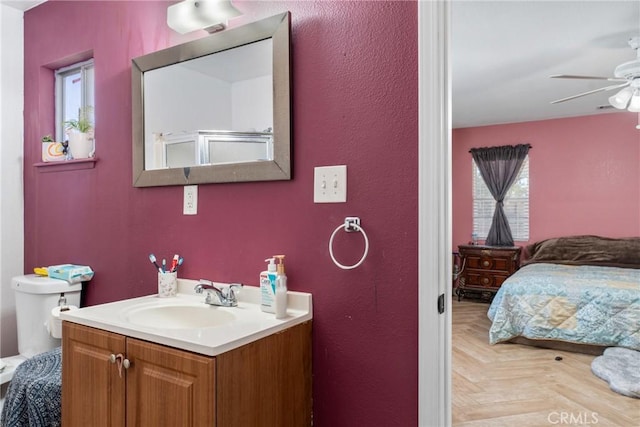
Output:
[
  {"xmin": 452, "ymin": 0, "xmax": 640, "ymax": 128},
  {"xmin": 5, "ymin": 1, "xmax": 639, "ymax": 129},
  {"xmin": 1, "ymin": 0, "xmax": 44, "ymax": 11},
  {"xmin": 181, "ymin": 38, "xmax": 272, "ymax": 82}
]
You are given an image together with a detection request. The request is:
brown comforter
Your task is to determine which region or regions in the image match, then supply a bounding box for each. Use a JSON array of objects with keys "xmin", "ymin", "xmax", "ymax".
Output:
[{"xmin": 523, "ymin": 235, "xmax": 640, "ymax": 269}]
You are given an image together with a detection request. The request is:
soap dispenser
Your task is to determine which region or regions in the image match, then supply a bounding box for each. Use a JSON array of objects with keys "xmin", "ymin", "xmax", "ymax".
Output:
[
  {"xmin": 274, "ymin": 255, "xmax": 287, "ymax": 319},
  {"xmin": 260, "ymin": 257, "xmax": 277, "ymax": 313}
]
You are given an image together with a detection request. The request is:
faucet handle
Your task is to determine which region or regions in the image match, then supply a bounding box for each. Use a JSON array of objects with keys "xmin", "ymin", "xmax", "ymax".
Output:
[{"xmin": 223, "ymin": 283, "xmax": 243, "ymax": 300}]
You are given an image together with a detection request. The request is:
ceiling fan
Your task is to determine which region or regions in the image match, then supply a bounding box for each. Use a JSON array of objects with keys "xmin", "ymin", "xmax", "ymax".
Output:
[{"xmin": 550, "ymin": 36, "xmax": 640, "ymax": 117}]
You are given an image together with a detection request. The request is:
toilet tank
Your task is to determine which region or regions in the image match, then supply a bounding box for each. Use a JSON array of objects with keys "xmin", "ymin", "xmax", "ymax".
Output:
[{"xmin": 11, "ymin": 275, "xmax": 82, "ymax": 358}]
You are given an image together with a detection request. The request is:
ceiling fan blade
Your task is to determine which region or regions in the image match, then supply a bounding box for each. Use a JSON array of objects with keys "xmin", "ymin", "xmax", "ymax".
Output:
[
  {"xmin": 550, "ymin": 74, "xmax": 627, "ymax": 82},
  {"xmin": 550, "ymin": 82, "xmax": 630, "ymax": 104}
]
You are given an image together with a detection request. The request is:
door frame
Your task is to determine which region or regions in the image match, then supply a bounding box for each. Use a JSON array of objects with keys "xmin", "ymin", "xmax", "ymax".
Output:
[{"xmin": 418, "ymin": 1, "xmax": 451, "ymax": 426}]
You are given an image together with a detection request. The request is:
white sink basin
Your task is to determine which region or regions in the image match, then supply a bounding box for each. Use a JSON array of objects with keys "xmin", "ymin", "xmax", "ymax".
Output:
[
  {"xmin": 123, "ymin": 304, "xmax": 236, "ymax": 329},
  {"xmin": 59, "ymin": 282, "xmax": 312, "ymax": 356}
]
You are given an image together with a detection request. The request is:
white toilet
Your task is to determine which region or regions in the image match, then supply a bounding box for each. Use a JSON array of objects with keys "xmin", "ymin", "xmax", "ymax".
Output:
[{"xmin": 0, "ymin": 275, "xmax": 82, "ymax": 409}]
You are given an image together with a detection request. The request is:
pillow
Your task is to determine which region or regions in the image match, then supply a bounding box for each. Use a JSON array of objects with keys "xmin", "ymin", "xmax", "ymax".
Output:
[{"xmin": 524, "ymin": 235, "xmax": 640, "ymax": 269}]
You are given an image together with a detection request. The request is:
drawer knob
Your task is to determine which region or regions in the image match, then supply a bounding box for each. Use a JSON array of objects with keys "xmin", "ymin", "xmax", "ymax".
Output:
[
  {"xmin": 482, "ymin": 260, "xmax": 490, "ymax": 267},
  {"xmin": 482, "ymin": 277, "xmax": 490, "ymax": 285}
]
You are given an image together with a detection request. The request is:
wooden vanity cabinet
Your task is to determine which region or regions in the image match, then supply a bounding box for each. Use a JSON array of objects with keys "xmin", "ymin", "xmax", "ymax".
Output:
[{"xmin": 62, "ymin": 321, "xmax": 312, "ymax": 427}]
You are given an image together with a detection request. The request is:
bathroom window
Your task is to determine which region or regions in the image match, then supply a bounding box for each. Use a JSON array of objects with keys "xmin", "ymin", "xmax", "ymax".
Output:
[
  {"xmin": 472, "ymin": 156, "xmax": 529, "ymax": 241},
  {"xmin": 55, "ymin": 59, "xmax": 95, "ymax": 142}
]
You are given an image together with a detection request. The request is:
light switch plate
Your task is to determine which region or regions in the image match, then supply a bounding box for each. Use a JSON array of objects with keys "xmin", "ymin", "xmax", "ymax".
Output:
[{"xmin": 314, "ymin": 165, "xmax": 347, "ymax": 203}]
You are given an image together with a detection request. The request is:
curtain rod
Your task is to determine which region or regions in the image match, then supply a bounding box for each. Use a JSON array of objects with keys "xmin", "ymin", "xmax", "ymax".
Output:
[{"xmin": 468, "ymin": 144, "xmax": 533, "ymax": 153}]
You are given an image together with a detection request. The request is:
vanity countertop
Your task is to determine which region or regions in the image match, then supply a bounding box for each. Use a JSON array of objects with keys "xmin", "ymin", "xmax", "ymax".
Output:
[{"xmin": 60, "ymin": 280, "xmax": 312, "ymax": 356}]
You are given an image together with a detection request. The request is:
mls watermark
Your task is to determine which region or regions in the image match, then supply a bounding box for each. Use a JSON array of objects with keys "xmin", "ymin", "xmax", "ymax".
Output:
[{"xmin": 547, "ymin": 411, "xmax": 599, "ymax": 425}]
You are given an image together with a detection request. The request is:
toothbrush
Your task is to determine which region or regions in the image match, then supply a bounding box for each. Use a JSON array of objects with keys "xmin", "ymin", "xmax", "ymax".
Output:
[
  {"xmin": 170, "ymin": 254, "xmax": 179, "ymax": 272},
  {"xmin": 149, "ymin": 254, "xmax": 162, "ymax": 273},
  {"xmin": 174, "ymin": 257, "xmax": 184, "ymax": 273},
  {"xmin": 162, "ymin": 258, "xmax": 166, "ymax": 273}
]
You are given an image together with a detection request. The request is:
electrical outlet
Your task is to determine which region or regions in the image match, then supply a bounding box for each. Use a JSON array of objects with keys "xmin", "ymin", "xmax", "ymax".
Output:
[
  {"xmin": 314, "ymin": 165, "xmax": 347, "ymax": 203},
  {"xmin": 183, "ymin": 185, "xmax": 198, "ymax": 215}
]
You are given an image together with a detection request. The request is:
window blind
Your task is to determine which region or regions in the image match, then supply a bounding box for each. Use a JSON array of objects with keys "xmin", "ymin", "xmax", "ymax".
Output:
[{"xmin": 472, "ymin": 157, "xmax": 529, "ymax": 241}]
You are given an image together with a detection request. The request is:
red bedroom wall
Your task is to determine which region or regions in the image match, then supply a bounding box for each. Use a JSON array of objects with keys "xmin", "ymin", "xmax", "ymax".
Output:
[
  {"xmin": 453, "ymin": 113, "xmax": 640, "ymax": 251},
  {"xmin": 23, "ymin": 1, "xmax": 418, "ymax": 425}
]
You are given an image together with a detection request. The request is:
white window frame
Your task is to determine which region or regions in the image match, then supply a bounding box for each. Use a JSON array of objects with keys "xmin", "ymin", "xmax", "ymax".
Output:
[
  {"xmin": 472, "ymin": 156, "xmax": 529, "ymax": 241},
  {"xmin": 55, "ymin": 59, "xmax": 95, "ymax": 142}
]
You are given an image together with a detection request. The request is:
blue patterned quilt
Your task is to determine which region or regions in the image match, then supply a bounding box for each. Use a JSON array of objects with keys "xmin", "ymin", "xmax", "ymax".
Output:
[
  {"xmin": 488, "ymin": 263, "xmax": 640, "ymax": 349},
  {"xmin": 0, "ymin": 347, "xmax": 61, "ymax": 427}
]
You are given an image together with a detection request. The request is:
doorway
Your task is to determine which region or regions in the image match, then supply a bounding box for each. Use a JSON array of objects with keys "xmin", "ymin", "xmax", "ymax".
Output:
[{"xmin": 417, "ymin": 1, "xmax": 451, "ymax": 426}]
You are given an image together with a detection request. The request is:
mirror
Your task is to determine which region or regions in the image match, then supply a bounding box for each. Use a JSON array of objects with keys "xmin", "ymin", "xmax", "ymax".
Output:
[{"xmin": 132, "ymin": 12, "xmax": 291, "ymax": 187}]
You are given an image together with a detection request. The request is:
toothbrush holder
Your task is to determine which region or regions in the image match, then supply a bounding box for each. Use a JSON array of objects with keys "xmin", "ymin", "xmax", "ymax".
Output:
[{"xmin": 158, "ymin": 271, "xmax": 177, "ymax": 297}]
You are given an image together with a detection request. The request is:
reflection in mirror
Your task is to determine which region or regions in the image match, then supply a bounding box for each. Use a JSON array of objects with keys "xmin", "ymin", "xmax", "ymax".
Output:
[
  {"xmin": 132, "ymin": 12, "xmax": 291, "ymax": 187},
  {"xmin": 144, "ymin": 39, "xmax": 273, "ymax": 170},
  {"xmin": 160, "ymin": 130, "xmax": 273, "ymax": 168}
]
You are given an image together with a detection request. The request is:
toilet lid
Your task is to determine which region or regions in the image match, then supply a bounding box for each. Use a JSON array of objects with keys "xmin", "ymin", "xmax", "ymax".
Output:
[{"xmin": 11, "ymin": 274, "xmax": 82, "ymax": 294}]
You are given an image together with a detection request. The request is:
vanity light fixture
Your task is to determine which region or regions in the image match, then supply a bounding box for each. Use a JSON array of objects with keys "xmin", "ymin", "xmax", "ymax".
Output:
[{"xmin": 167, "ymin": 0, "xmax": 241, "ymax": 34}]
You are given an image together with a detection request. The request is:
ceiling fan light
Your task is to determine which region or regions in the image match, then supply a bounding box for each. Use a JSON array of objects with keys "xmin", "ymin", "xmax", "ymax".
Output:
[
  {"xmin": 608, "ymin": 87, "xmax": 633, "ymax": 109},
  {"xmin": 628, "ymin": 92, "xmax": 640, "ymax": 113}
]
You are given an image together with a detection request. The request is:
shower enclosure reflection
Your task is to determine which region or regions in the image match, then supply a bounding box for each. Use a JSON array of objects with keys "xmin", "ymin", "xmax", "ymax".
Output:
[{"xmin": 159, "ymin": 130, "xmax": 273, "ymax": 169}]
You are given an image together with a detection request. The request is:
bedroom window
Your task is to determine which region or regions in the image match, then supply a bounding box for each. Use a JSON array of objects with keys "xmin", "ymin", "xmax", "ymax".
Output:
[
  {"xmin": 472, "ymin": 156, "xmax": 529, "ymax": 241},
  {"xmin": 55, "ymin": 59, "xmax": 95, "ymax": 142}
]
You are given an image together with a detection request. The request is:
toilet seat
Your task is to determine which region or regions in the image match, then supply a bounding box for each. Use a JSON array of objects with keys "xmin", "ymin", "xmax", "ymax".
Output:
[{"xmin": 0, "ymin": 355, "xmax": 27, "ymax": 386}]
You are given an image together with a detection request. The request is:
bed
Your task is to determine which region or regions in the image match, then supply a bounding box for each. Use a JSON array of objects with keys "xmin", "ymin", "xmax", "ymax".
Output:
[{"xmin": 487, "ymin": 235, "xmax": 640, "ymax": 351}]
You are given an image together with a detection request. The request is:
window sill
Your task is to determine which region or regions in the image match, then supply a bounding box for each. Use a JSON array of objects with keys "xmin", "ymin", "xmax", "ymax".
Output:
[{"xmin": 34, "ymin": 157, "xmax": 98, "ymax": 172}]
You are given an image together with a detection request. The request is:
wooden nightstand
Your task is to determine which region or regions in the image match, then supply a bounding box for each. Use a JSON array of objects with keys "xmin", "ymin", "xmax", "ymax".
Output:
[{"xmin": 456, "ymin": 245, "xmax": 521, "ymax": 301}]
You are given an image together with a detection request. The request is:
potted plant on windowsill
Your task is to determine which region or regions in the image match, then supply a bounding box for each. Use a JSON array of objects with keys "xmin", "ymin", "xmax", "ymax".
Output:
[
  {"xmin": 41, "ymin": 134, "xmax": 66, "ymax": 162},
  {"xmin": 64, "ymin": 107, "xmax": 94, "ymax": 159}
]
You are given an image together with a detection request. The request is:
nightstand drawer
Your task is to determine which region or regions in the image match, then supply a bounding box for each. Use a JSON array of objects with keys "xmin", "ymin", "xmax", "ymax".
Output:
[
  {"xmin": 466, "ymin": 255, "xmax": 512, "ymax": 271},
  {"xmin": 465, "ymin": 272, "xmax": 510, "ymax": 288}
]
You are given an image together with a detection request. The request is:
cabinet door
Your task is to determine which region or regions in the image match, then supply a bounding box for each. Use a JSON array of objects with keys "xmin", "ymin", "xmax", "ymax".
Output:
[
  {"xmin": 62, "ymin": 322, "xmax": 126, "ymax": 427},
  {"xmin": 125, "ymin": 338, "xmax": 216, "ymax": 427},
  {"xmin": 216, "ymin": 321, "xmax": 313, "ymax": 426}
]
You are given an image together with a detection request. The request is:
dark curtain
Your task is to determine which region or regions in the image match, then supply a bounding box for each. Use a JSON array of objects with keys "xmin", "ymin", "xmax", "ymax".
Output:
[{"xmin": 470, "ymin": 144, "xmax": 531, "ymax": 247}]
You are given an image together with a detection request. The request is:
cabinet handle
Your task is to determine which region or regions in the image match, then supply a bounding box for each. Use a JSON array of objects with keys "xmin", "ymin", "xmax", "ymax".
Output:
[{"xmin": 109, "ymin": 353, "xmax": 129, "ymax": 377}]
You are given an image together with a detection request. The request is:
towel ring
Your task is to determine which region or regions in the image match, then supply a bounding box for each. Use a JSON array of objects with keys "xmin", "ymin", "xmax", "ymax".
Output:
[{"xmin": 329, "ymin": 217, "xmax": 369, "ymax": 270}]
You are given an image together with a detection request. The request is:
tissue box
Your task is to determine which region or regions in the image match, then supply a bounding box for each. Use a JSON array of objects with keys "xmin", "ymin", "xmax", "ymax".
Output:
[{"xmin": 48, "ymin": 264, "xmax": 94, "ymax": 284}]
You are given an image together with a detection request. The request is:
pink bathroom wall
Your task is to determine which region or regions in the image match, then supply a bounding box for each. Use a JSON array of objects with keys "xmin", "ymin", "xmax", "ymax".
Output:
[
  {"xmin": 452, "ymin": 113, "xmax": 640, "ymax": 252},
  {"xmin": 23, "ymin": 1, "xmax": 418, "ymax": 425}
]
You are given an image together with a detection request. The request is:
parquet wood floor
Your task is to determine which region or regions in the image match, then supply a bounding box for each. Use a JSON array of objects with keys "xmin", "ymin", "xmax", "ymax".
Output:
[{"xmin": 452, "ymin": 299, "xmax": 640, "ymax": 426}]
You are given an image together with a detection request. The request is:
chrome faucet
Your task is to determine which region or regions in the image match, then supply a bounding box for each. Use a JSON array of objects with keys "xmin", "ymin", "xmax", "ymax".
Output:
[{"xmin": 194, "ymin": 280, "xmax": 242, "ymax": 307}]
